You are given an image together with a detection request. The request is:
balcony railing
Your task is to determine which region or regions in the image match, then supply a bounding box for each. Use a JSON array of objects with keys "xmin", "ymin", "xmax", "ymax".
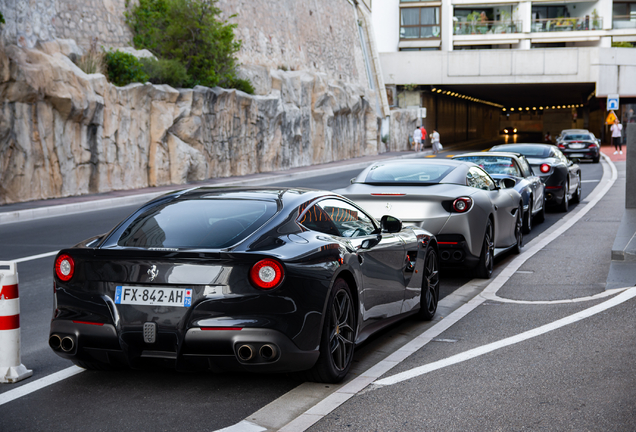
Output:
[
  {"xmin": 531, "ymin": 17, "xmax": 603, "ymax": 32},
  {"xmin": 613, "ymin": 15, "xmax": 636, "ymax": 29},
  {"xmin": 453, "ymin": 20, "xmax": 522, "ymax": 35}
]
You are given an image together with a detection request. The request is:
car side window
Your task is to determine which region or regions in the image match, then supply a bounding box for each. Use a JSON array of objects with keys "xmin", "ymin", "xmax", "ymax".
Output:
[
  {"xmin": 316, "ymin": 199, "xmax": 377, "ymax": 238},
  {"xmin": 518, "ymin": 157, "xmax": 532, "ymax": 177},
  {"xmin": 298, "ymin": 202, "xmax": 340, "ymax": 236},
  {"xmin": 467, "ymin": 167, "xmax": 496, "ymax": 191}
]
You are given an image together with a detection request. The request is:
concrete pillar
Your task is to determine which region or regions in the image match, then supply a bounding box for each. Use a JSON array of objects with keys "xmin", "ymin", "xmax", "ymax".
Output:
[
  {"xmin": 442, "ymin": 1, "xmax": 454, "ymax": 51},
  {"xmin": 626, "ymin": 123, "xmax": 636, "ymax": 208},
  {"xmin": 516, "ymin": 1, "xmax": 532, "ymax": 49}
]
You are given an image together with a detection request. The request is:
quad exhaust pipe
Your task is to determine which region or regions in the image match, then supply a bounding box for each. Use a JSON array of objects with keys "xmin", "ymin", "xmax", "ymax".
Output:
[
  {"xmin": 49, "ymin": 334, "xmax": 62, "ymax": 350},
  {"xmin": 237, "ymin": 344, "xmax": 254, "ymax": 361},
  {"xmin": 236, "ymin": 343, "xmax": 279, "ymax": 362},
  {"xmin": 259, "ymin": 344, "xmax": 277, "ymax": 361},
  {"xmin": 49, "ymin": 334, "xmax": 75, "ymax": 352}
]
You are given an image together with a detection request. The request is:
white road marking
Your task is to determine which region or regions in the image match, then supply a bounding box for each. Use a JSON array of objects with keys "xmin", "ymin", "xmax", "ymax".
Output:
[
  {"xmin": 374, "ymin": 287, "xmax": 636, "ymax": 387},
  {"xmin": 0, "ymin": 366, "xmax": 84, "ymax": 406},
  {"xmin": 580, "ymin": 179, "xmax": 599, "ymax": 183},
  {"xmin": 14, "ymin": 251, "xmax": 59, "ymax": 263}
]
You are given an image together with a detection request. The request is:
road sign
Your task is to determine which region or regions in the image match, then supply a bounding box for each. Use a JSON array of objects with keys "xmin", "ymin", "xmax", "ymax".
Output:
[
  {"xmin": 606, "ymin": 110, "xmax": 617, "ymax": 125},
  {"xmin": 607, "ymin": 94, "xmax": 619, "ymax": 111}
]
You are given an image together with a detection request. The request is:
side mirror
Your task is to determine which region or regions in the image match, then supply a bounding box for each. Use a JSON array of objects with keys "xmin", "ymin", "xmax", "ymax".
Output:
[
  {"xmin": 499, "ymin": 178, "xmax": 517, "ymax": 189},
  {"xmin": 350, "ymin": 177, "xmax": 356, "ymax": 184},
  {"xmin": 381, "ymin": 215, "xmax": 402, "ymax": 233}
]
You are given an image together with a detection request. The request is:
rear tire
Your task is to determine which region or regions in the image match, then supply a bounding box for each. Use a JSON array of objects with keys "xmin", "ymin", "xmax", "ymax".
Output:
[
  {"xmin": 571, "ymin": 173, "xmax": 582, "ymax": 204},
  {"xmin": 558, "ymin": 183, "xmax": 569, "ymax": 212},
  {"xmin": 305, "ymin": 278, "xmax": 355, "ymax": 383},
  {"xmin": 593, "ymin": 156, "xmax": 600, "ymax": 163},
  {"xmin": 513, "ymin": 205, "xmax": 523, "ymax": 254},
  {"xmin": 417, "ymin": 248, "xmax": 439, "ymax": 321},
  {"xmin": 534, "ymin": 199, "xmax": 546, "ymax": 224},
  {"xmin": 523, "ymin": 200, "xmax": 532, "ymax": 234},
  {"xmin": 476, "ymin": 220, "xmax": 494, "ymax": 279}
]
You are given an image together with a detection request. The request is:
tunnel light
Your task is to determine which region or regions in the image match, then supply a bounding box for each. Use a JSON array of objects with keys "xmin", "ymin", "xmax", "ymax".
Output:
[
  {"xmin": 525, "ymin": 107, "xmax": 530, "ymax": 111},
  {"xmin": 502, "ymin": 108, "xmax": 507, "ymax": 111},
  {"xmin": 557, "ymin": 106, "xmax": 561, "ymax": 109},
  {"xmin": 533, "ymin": 107, "xmax": 537, "ymax": 110},
  {"xmin": 540, "ymin": 106, "xmax": 544, "ymax": 110}
]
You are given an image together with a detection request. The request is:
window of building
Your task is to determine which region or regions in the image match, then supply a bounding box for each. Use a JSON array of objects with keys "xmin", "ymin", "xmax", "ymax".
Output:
[
  {"xmin": 614, "ymin": 2, "xmax": 636, "ymax": 28},
  {"xmin": 400, "ymin": 7, "xmax": 441, "ymax": 39}
]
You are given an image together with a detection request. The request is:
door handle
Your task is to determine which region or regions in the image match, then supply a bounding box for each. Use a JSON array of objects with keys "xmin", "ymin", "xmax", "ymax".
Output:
[
  {"xmin": 357, "ymin": 254, "xmax": 363, "ymax": 265},
  {"xmin": 494, "ymin": 205, "xmax": 498, "ymax": 211}
]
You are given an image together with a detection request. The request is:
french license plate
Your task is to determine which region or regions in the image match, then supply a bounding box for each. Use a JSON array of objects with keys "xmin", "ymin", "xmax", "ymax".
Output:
[
  {"xmin": 115, "ymin": 286, "xmax": 192, "ymax": 307},
  {"xmin": 570, "ymin": 153, "xmax": 585, "ymax": 158}
]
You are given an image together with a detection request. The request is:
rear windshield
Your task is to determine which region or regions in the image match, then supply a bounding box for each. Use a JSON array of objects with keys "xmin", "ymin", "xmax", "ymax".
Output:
[
  {"xmin": 563, "ymin": 134, "xmax": 594, "ymax": 141},
  {"xmin": 454, "ymin": 156, "xmax": 519, "ymax": 176},
  {"xmin": 493, "ymin": 145, "xmax": 551, "ymax": 157},
  {"xmin": 117, "ymin": 199, "xmax": 277, "ymax": 249},
  {"xmin": 363, "ymin": 163, "xmax": 455, "ymax": 184}
]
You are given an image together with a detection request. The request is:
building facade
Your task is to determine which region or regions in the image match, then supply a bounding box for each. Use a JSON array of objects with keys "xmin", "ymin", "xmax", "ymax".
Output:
[{"xmin": 372, "ymin": 0, "xmax": 636, "ymax": 142}]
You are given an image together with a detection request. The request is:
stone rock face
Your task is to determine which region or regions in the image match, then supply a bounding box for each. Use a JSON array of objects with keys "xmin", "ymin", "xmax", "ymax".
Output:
[{"xmin": 0, "ymin": 40, "xmax": 380, "ymax": 204}]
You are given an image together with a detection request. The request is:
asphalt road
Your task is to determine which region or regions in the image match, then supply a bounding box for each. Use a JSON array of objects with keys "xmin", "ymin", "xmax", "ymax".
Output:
[{"xmin": 0, "ymin": 138, "xmax": 624, "ymax": 432}]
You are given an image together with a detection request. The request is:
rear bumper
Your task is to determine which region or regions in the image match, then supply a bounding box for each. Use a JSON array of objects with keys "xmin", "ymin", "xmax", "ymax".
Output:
[
  {"xmin": 561, "ymin": 147, "xmax": 599, "ymax": 160},
  {"xmin": 49, "ymin": 319, "xmax": 319, "ymax": 373}
]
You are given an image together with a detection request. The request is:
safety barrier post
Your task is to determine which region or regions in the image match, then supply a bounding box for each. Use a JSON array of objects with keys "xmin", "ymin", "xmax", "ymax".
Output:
[{"xmin": 0, "ymin": 261, "xmax": 33, "ymax": 383}]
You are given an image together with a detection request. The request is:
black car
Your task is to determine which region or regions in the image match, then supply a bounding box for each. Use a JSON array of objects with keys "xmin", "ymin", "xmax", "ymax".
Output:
[
  {"xmin": 50, "ymin": 187, "xmax": 440, "ymax": 383},
  {"xmin": 489, "ymin": 144, "xmax": 581, "ymax": 212},
  {"xmin": 557, "ymin": 131, "xmax": 600, "ymax": 163},
  {"xmin": 452, "ymin": 152, "xmax": 546, "ymax": 233}
]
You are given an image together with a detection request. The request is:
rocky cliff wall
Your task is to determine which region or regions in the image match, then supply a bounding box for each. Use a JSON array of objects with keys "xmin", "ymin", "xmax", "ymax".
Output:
[
  {"xmin": 0, "ymin": 40, "xmax": 378, "ymax": 204},
  {"xmin": 0, "ymin": 0, "xmax": 130, "ymax": 49}
]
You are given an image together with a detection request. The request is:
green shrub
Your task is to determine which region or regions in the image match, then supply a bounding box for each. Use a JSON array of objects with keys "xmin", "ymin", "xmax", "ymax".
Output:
[
  {"xmin": 227, "ymin": 77, "xmax": 255, "ymax": 95},
  {"xmin": 104, "ymin": 50, "xmax": 148, "ymax": 87},
  {"xmin": 0, "ymin": 11, "xmax": 5, "ymax": 25},
  {"xmin": 125, "ymin": 0, "xmax": 252, "ymax": 91},
  {"xmin": 140, "ymin": 57, "xmax": 189, "ymax": 88}
]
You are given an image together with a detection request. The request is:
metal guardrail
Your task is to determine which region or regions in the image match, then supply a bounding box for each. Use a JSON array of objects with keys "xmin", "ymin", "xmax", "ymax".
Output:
[{"xmin": 453, "ymin": 20, "xmax": 522, "ymax": 35}]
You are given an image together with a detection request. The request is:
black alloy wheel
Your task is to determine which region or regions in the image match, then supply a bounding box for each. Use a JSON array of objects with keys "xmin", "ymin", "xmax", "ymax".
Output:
[
  {"xmin": 523, "ymin": 200, "xmax": 532, "ymax": 234},
  {"xmin": 418, "ymin": 248, "xmax": 440, "ymax": 321},
  {"xmin": 513, "ymin": 205, "xmax": 523, "ymax": 254},
  {"xmin": 558, "ymin": 182, "xmax": 569, "ymax": 212},
  {"xmin": 306, "ymin": 278, "xmax": 356, "ymax": 383},
  {"xmin": 477, "ymin": 219, "xmax": 494, "ymax": 279},
  {"xmin": 571, "ymin": 173, "xmax": 582, "ymax": 204}
]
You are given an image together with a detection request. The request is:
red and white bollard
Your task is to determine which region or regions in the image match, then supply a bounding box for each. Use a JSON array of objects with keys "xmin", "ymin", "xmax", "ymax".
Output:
[{"xmin": 0, "ymin": 261, "xmax": 32, "ymax": 383}]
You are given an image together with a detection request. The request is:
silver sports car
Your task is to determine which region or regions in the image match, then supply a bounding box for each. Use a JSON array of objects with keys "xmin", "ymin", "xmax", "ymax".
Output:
[{"xmin": 335, "ymin": 159, "xmax": 523, "ymax": 278}]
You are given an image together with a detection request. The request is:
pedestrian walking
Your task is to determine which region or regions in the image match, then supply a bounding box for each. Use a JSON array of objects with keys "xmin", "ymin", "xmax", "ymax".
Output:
[
  {"xmin": 413, "ymin": 127, "xmax": 422, "ymax": 152},
  {"xmin": 431, "ymin": 129, "xmax": 441, "ymax": 154},
  {"xmin": 611, "ymin": 119, "xmax": 623, "ymax": 154},
  {"xmin": 420, "ymin": 126, "xmax": 427, "ymax": 150}
]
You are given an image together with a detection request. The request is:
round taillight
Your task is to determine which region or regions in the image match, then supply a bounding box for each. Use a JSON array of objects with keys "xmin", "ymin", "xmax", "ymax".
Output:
[
  {"xmin": 55, "ymin": 254, "xmax": 75, "ymax": 281},
  {"xmin": 540, "ymin": 163, "xmax": 551, "ymax": 174},
  {"xmin": 250, "ymin": 259, "xmax": 284, "ymax": 290},
  {"xmin": 452, "ymin": 197, "xmax": 472, "ymax": 213}
]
